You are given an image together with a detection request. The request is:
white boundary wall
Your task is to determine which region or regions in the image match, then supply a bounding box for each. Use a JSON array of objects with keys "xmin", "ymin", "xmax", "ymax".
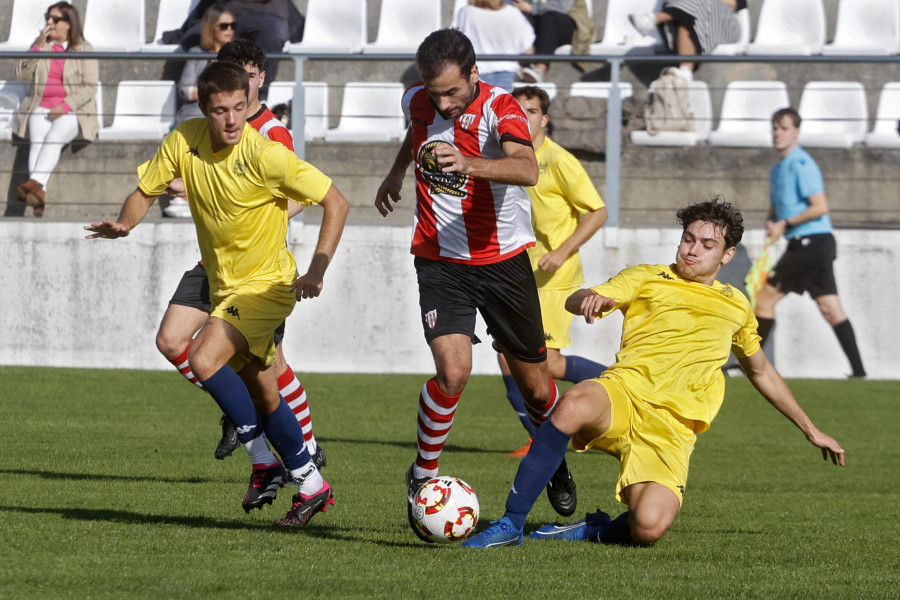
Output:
[{"xmin": 1, "ymin": 221, "xmax": 896, "ymax": 379}]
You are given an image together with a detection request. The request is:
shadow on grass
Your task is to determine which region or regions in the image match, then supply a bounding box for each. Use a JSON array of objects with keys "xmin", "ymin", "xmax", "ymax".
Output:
[
  {"xmin": 0, "ymin": 468, "xmax": 219, "ymax": 485},
  {"xmin": 317, "ymin": 437, "xmax": 501, "ymax": 456}
]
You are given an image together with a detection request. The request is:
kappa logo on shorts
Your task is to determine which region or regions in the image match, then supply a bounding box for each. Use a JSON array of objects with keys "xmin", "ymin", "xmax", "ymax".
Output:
[
  {"xmin": 225, "ymin": 305, "xmax": 241, "ymax": 319},
  {"xmin": 544, "ymin": 332, "xmax": 554, "ymax": 342},
  {"xmin": 676, "ymin": 485, "xmax": 685, "ymax": 497},
  {"xmin": 417, "ymin": 140, "xmax": 467, "ymax": 197},
  {"xmin": 425, "ymin": 309, "xmax": 437, "ymax": 329}
]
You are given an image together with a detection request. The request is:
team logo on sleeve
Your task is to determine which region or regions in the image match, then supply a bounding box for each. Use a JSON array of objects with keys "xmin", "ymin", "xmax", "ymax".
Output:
[
  {"xmin": 425, "ymin": 309, "xmax": 438, "ymax": 329},
  {"xmin": 417, "ymin": 140, "xmax": 467, "ymax": 198}
]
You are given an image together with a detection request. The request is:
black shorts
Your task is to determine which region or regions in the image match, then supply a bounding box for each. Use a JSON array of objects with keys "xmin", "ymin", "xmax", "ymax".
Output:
[
  {"xmin": 768, "ymin": 233, "xmax": 838, "ymax": 298},
  {"xmin": 168, "ymin": 262, "xmax": 286, "ymax": 345},
  {"xmin": 415, "ymin": 251, "xmax": 547, "ymax": 363}
]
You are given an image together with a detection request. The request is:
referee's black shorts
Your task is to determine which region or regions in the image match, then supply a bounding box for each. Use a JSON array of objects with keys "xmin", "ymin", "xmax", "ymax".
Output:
[
  {"xmin": 168, "ymin": 262, "xmax": 287, "ymax": 345},
  {"xmin": 414, "ymin": 251, "xmax": 547, "ymax": 363},
  {"xmin": 768, "ymin": 232, "xmax": 838, "ymax": 298}
]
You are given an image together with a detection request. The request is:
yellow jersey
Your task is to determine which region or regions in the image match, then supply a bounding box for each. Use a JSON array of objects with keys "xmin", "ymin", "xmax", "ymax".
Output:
[
  {"xmin": 592, "ymin": 263, "xmax": 761, "ymax": 432},
  {"xmin": 528, "ymin": 137, "xmax": 605, "ymax": 290},
  {"xmin": 137, "ymin": 119, "xmax": 332, "ymax": 302}
]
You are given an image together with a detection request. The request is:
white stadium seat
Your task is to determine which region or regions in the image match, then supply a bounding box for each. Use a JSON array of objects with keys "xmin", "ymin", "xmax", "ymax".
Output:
[
  {"xmin": 570, "ymin": 81, "xmax": 634, "ymax": 99},
  {"xmin": 589, "ymin": 0, "xmax": 665, "ymax": 56},
  {"xmin": 289, "ymin": 0, "xmax": 367, "ymax": 54},
  {"xmin": 324, "ymin": 82, "xmax": 406, "ymax": 143},
  {"xmin": 142, "ymin": 0, "xmax": 202, "ymax": 52},
  {"xmin": 745, "ymin": 0, "xmax": 826, "ymax": 56},
  {"xmin": 266, "ymin": 81, "xmax": 330, "ymax": 141},
  {"xmin": 707, "ymin": 81, "xmax": 790, "ymax": 147},
  {"xmin": 84, "ymin": 0, "xmax": 145, "ymax": 52},
  {"xmin": 865, "ymin": 83, "xmax": 900, "ymax": 149},
  {"xmin": 98, "ymin": 81, "xmax": 176, "ymax": 141},
  {"xmin": 710, "ymin": 8, "xmax": 751, "ymax": 56},
  {"xmin": 0, "ymin": 80, "xmax": 27, "ymax": 141},
  {"xmin": 822, "ymin": 0, "xmax": 900, "ymax": 56},
  {"xmin": 0, "ymin": 1, "xmax": 48, "ymax": 51},
  {"xmin": 631, "ymin": 81, "xmax": 712, "ymax": 147},
  {"xmin": 796, "ymin": 81, "xmax": 868, "ymax": 149},
  {"xmin": 363, "ymin": 0, "xmax": 441, "ymax": 54}
]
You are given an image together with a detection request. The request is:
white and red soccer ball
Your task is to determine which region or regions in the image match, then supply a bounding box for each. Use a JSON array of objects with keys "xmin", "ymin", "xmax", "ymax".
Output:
[{"xmin": 411, "ymin": 476, "xmax": 479, "ymax": 543}]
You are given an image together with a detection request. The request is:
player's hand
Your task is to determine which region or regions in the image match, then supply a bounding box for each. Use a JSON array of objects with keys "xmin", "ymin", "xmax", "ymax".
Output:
[
  {"xmin": 580, "ymin": 292, "xmax": 616, "ymax": 324},
  {"xmin": 538, "ymin": 249, "xmax": 567, "ymax": 273},
  {"xmin": 84, "ymin": 220, "xmax": 130, "ymax": 239},
  {"xmin": 765, "ymin": 219, "xmax": 786, "ymax": 242},
  {"xmin": 435, "ymin": 142, "xmax": 471, "ymax": 175},
  {"xmin": 375, "ymin": 172, "xmax": 403, "ymax": 217},
  {"xmin": 807, "ymin": 430, "xmax": 845, "ymax": 466},
  {"xmin": 291, "ymin": 273, "xmax": 324, "ymax": 302}
]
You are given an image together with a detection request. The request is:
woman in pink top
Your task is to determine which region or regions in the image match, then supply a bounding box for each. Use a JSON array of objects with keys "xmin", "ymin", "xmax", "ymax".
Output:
[{"xmin": 15, "ymin": 2, "xmax": 98, "ymax": 217}]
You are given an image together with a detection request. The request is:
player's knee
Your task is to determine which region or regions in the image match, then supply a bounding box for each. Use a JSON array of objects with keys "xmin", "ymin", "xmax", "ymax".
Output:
[
  {"xmin": 551, "ymin": 387, "xmax": 596, "ymax": 432},
  {"xmin": 155, "ymin": 328, "xmax": 186, "ymax": 361},
  {"xmin": 629, "ymin": 521, "xmax": 668, "ymax": 547},
  {"xmin": 434, "ymin": 368, "xmax": 469, "ymax": 397}
]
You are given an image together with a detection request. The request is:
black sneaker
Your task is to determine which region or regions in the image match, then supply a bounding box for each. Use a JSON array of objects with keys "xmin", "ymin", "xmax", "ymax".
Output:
[
  {"xmin": 274, "ymin": 480, "xmax": 335, "ymax": 527},
  {"xmin": 242, "ymin": 463, "xmax": 286, "ymax": 513},
  {"xmin": 311, "ymin": 445, "xmax": 327, "ymax": 470},
  {"xmin": 546, "ymin": 459, "xmax": 577, "ymax": 517},
  {"xmin": 214, "ymin": 415, "xmax": 240, "ymax": 460},
  {"xmin": 405, "ymin": 464, "xmax": 433, "ymax": 543}
]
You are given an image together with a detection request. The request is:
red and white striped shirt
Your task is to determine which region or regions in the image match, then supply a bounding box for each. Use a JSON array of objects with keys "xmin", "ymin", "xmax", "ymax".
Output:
[
  {"xmin": 402, "ymin": 81, "xmax": 535, "ymax": 264},
  {"xmin": 250, "ymin": 104, "xmax": 293, "ymax": 150}
]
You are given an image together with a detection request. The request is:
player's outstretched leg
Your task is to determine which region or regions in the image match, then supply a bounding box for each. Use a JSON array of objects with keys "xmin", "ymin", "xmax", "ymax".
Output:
[
  {"xmin": 529, "ymin": 509, "xmax": 633, "ymax": 545},
  {"xmin": 278, "ymin": 366, "xmax": 326, "ymax": 468}
]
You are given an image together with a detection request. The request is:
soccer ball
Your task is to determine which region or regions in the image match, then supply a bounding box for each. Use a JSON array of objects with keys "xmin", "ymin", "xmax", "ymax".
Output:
[{"xmin": 411, "ymin": 476, "xmax": 479, "ymax": 543}]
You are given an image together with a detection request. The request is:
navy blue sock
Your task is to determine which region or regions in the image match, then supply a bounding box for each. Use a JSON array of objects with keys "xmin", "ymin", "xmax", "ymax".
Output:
[
  {"xmin": 504, "ymin": 419, "xmax": 571, "ymax": 529},
  {"xmin": 585, "ymin": 511, "xmax": 634, "ymax": 545},
  {"xmin": 564, "ymin": 355, "xmax": 607, "ymax": 383},
  {"xmin": 502, "ymin": 374, "xmax": 537, "ymax": 437},
  {"xmin": 199, "ymin": 366, "xmax": 260, "ymax": 446},
  {"xmin": 259, "ymin": 398, "xmax": 312, "ymax": 471}
]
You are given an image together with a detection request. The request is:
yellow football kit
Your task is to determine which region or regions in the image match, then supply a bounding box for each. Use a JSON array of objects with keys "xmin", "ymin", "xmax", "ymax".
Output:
[
  {"xmin": 574, "ymin": 263, "xmax": 761, "ymax": 504},
  {"xmin": 137, "ymin": 119, "xmax": 332, "ymax": 366},
  {"xmin": 527, "ymin": 137, "xmax": 605, "ymax": 348}
]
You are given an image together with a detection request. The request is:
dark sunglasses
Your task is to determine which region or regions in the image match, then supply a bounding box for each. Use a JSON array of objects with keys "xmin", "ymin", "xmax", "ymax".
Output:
[
  {"xmin": 45, "ymin": 13, "xmax": 69, "ymax": 24},
  {"xmin": 217, "ymin": 21, "xmax": 237, "ymax": 31}
]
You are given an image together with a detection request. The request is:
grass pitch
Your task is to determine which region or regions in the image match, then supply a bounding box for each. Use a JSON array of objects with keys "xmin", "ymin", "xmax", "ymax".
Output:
[{"xmin": 1, "ymin": 367, "xmax": 897, "ymax": 599}]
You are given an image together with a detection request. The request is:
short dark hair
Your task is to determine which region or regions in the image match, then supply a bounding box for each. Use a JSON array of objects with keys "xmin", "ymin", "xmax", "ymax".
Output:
[
  {"xmin": 511, "ymin": 85, "xmax": 550, "ymax": 116},
  {"xmin": 416, "ymin": 28, "xmax": 476, "ymax": 81},
  {"xmin": 217, "ymin": 38, "xmax": 266, "ymax": 72},
  {"xmin": 197, "ymin": 61, "xmax": 249, "ymax": 110},
  {"xmin": 772, "ymin": 107, "xmax": 801, "ymax": 128},
  {"xmin": 676, "ymin": 197, "xmax": 744, "ymax": 249}
]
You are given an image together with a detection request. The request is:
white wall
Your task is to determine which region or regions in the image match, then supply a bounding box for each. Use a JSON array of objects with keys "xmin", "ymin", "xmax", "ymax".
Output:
[{"xmin": 1, "ymin": 221, "xmax": 896, "ymax": 379}]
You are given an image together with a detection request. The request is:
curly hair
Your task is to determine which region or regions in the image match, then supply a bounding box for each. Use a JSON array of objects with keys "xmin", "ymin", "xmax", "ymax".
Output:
[
  {"xmin": 217, "ymin": 39, "xmax": 265, "ymax": 72},
  {"xmin": 676, "ymin": 197, "xmax": 744, "ymax": 249}
]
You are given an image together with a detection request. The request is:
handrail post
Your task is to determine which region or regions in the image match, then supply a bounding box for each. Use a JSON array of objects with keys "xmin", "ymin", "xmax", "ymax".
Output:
[
  {"xmin": 604, "ymin": 57, "xmax": 622, "ymax": 247},
  {"xmin": 291, "ymin": 55, "xmax": 306, "ymax": 160}
]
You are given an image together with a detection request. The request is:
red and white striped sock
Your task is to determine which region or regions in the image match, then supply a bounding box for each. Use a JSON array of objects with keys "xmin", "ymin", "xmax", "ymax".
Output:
[
  {"xmin": 279, "ymin": 367, "xmax": 317, "ymax": 453},
  {"xmin": 413, "ymin": 378, "xmax": 460, "ymax": 480},
  {"xmin": 169, "ymin": 341, "xmax": 206, "ymax": 391},
  {"xmin": 524, "ymin": 378, "xmax": 560, "ymax": 431}
]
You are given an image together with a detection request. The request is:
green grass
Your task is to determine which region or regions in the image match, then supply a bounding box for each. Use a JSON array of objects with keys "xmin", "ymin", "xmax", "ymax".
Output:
[{"xmin": 1, "ymin": 367, "xmax": 897, "ymax": 599}]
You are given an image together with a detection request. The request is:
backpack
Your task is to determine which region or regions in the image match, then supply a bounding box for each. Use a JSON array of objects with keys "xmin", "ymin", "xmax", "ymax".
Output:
[{"xmin": 644, "ymin": 67, "xmax": 694, "ymax": 134}]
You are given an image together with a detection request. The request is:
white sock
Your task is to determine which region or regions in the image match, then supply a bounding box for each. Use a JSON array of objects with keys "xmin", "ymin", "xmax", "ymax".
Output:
[
  {"xmin": 244, "ymin": 434, "xmax": 279, "ymax": 467},
  {"xmin": 290, "ymin": 463, "xmax": 324, "ymax": 495}
]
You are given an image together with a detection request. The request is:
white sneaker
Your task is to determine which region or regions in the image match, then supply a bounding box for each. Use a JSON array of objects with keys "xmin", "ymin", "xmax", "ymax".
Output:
[
  {"xmin": 162, "ymin": 197, "xmax": 192, "ymax": 219},
  {"xmin": 516, "ymin": 65, "xmax": 543, "ymax": 84},
  {"xmin": 628, "ymin": 12, "xmax": 657, "ymax": 36}
]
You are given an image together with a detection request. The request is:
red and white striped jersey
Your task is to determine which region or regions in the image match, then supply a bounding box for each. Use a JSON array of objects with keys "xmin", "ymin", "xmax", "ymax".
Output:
[
  {"xmin": 402, "ymin": 81, "xmax": 535, "ymax": 264},
  {"xmin": 250, "ymin": 104, "xmax": 294, "ymax": 150}
]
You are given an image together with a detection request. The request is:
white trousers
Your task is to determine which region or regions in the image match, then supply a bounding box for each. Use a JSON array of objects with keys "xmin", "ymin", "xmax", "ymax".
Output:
[{"xmin": 27, "ymin": 107, "xmax": 79, "ymax": 188}]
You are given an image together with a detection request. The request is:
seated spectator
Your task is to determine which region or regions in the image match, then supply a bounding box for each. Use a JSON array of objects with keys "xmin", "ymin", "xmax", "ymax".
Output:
[
  {"xmin": 510, "ymin": 0, "xmax": 576, "ymax": 83},
  {"xmin": 175, "ymin": 5, "xmax": 235, "ymax": 124},
  {"xmin": 178, "ymin": 0, "xmax": 305, "ymax": 91},
  {"xmin": 452, "ymin": 0, "xmax": 535, "ymax": 91},
  {"xmin": 630, "ymin": 0, "xmax": 746, "ymax": 79},
  {"xmin": 14, "ymin": 2, "xmax": 98, "ymax": 218}
]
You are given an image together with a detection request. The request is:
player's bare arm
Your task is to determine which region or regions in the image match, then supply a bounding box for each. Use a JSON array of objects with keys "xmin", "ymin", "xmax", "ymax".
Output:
[
  {"xmin": 436, "ymin": 140, "xmax": 538, "ymax": 186},
  {"xmin": 539, "ymin": 206, "xmax": 608, "ymax": 273},
  {"xmin": 375, "ymin": 129, "xmax": 414, "ymax": 217},
  {"xmin": 292, "ymin": 184, "xmax": 349, "ymax": 301},
  {"xmin": 84, "ymin": 187, "xmax": 158, "ymax": 239},
  {"xmin": 738, "ymin": 350, "xmax": 846, "ymax": 466},
  {"xmin": 565, "ymin": 288, "xmax": 616, "ymax": 324}
]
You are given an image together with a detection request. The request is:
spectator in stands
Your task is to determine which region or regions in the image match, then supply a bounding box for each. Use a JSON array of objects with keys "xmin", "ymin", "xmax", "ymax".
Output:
[
  {"xmin": 175, "ymin": 5, "xmax": 236, "ymax": 125},
  {"xmin": 178, "ymin": 0, "xmax": 305, "ymax": 92},
  {"xmin": 630, "ymin": 0, "xmax": 745, "ymax": 80},
  {"xmin": 510, "ymin": 0, "xmax": 576, "ymax": 83},
  {"xmin": 14, "ymin": 2, "xmax": 98, "ymax": 218},
  {"xmin": 452, "ymin": 0, "xmax": 535, "ymax": 92}
]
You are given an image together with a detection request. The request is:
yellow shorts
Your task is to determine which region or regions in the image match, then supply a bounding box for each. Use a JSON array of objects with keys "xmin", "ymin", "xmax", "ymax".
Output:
[
  {"xmin": 538, "ymin": 287, "xmax": 576, "ymax": 350},
  {"xmin": 572, "ymin": 375, "xmax": 697, "ymax": 506},
  {"xmin": 211, "ymin": 281, "xmax": 295, "ymax": 372}
]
